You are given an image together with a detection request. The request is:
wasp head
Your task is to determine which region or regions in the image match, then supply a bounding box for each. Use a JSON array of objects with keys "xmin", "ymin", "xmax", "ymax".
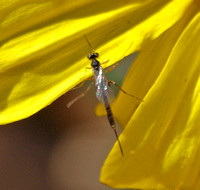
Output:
[{"xmin": 88, "ymin": 52, "xmax": 99, "ymax": 60}]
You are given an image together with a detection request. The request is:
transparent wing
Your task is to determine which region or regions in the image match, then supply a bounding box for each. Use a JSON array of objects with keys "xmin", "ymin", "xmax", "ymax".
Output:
[{"xmin": 95, "ymin": 75, "xmax": 115, "ymax": 103}]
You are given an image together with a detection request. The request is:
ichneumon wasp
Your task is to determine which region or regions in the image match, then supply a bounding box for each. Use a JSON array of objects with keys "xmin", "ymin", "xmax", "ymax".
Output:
[{"xmin": 67, "ymin": 36, "xmax": 143, "ymax": 156}]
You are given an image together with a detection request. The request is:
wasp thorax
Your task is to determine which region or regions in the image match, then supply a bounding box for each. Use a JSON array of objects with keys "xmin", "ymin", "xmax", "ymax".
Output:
[{"xmin": 91, "ymin": 59, "xmax": 100, "ymax": 70}]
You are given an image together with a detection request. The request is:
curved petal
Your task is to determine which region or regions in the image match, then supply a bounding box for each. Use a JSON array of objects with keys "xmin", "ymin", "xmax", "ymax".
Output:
[
  {"xmin": 0, "ymin": 0, "xmax": 192, "ymax": 124},
  {"xmin": 100, "ymin": 5, "xmax": 200, "ymax": 190}
]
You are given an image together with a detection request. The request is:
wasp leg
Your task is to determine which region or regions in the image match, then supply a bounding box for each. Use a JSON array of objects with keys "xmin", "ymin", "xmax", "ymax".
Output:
[
  {"xmin": 105, "ymin": 62, "xmax": 120, "ymax": 73},
  {"xmin": 108, "ymin": 80, "xmax": 144, "ymax": 102},
  {"xmin": 72, "ymin": 76, "xmax": 94, "ymax": 90},
  {"xmin": 67, "ymin": 81, "xmax": 95, "ymax": 108}
]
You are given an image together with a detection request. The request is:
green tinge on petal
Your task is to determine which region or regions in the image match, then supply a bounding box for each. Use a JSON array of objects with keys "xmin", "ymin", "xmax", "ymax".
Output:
[
  {"xmin": 0, "ymin": 0, "xmax": 192, "ymax": 124},
  {"xmin": 100, "ymin": 6, "xmax": 200, "ymax": 190}
]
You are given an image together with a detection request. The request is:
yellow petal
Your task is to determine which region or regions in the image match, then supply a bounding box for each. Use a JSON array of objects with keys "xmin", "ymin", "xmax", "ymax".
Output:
[
  {"xmin": 0, "ymin": 0, "xmax": 192, "ymax": 124},
  {"xmin": 100, "ymin": 5, "xmax": 200, "ymax": 190}
]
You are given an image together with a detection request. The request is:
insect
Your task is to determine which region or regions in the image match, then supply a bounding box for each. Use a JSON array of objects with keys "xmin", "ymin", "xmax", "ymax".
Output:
[
  {"xmin": 88, "ymin": 50, "xmax": 125, "ymax": 156},
  {"xmin": 67, "ymin": 37, "xmax": 143, "ymax": 156}
]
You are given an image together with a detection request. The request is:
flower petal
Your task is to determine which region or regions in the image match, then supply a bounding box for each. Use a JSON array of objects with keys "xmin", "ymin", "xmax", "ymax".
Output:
[
  {"xmin": 100, "ymin": 5, "xmax": 200, "ymax": 190},
  {"xmin": 0, "ymin": 0, "xmax": 192, "ymax": 124}
]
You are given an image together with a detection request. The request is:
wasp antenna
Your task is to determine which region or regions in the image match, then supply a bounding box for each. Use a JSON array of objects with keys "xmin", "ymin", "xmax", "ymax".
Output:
[{"xmin": 83, "ymin": 35, "xmax": 93, "ymax": 54}]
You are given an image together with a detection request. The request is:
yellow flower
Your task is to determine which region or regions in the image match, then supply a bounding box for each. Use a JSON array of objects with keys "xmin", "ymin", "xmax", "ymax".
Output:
[
  {"xmin": 0, "ymin": 0, "xmax": 199, "ymax": 189},
  {"xmin": 0, "ymin": 0, "xmax": 191, "ymax": 124},
  {"xmin": 98, "ymin": 1, "xmax": 200, "ymax": 190}
]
